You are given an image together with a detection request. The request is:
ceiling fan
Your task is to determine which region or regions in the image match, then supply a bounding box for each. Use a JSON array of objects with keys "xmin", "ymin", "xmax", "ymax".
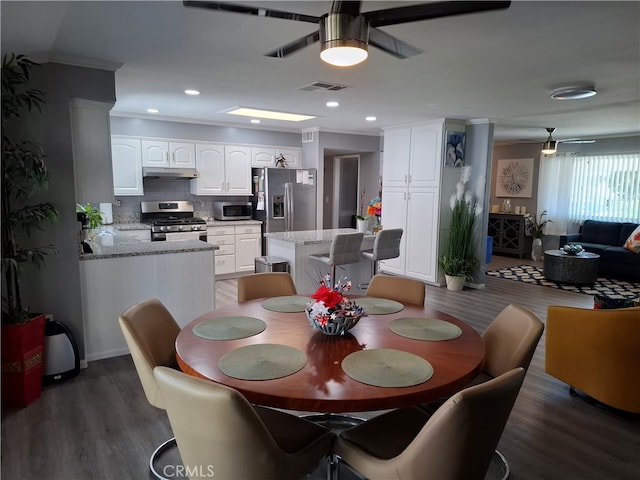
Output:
[
  {"xmin": 516, "ymin": 128, "xmax": 595, "ymax": 154},
  {"xmin": 183, "ymin": 1, "xmax": 512, "ymax": 66}
]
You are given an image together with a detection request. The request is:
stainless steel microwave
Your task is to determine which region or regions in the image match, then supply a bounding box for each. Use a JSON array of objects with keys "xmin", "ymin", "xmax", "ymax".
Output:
[{"xmin": 212, "ymin": 201, "xmax": 252, "ymax": 220}]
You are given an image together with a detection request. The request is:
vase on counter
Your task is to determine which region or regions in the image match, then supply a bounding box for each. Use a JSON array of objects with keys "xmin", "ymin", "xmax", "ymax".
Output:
[
  {"xmin": 531, "ymin": 237, "xmax": 543, "ymax": 261},
  {"xmin": 502, "ymin": 199, "xmax": 512, "ymax": 213},
  {"xmin": 356, "ymin": 218, "xmax": 369, "ymax": 233}
]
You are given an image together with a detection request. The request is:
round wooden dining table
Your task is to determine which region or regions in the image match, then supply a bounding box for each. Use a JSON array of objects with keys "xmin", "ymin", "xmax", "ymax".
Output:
[{"xmin": 175, "ymin": 297, "xmax": 485, "ymax": 413}]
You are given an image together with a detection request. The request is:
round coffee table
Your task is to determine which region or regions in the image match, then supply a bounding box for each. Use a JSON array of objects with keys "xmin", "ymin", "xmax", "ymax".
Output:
[{"xmin": 543, "ymin": 249, "xmax": 600, "ymax": 284}]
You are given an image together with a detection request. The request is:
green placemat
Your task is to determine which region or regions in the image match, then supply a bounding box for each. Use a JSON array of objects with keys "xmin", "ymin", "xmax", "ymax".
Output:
[
  {"xmin": 193, "ymin": 316, "xmax": 266, "ymax": 340},
  {"xmin": 261, "ymin": 296, "xmax": 312, "ymax": 312},
  {"xmin": 389, "ymin": 317, "xmax": 462, "ymax": 341},
  {"xmin": 355, "ymin": 297, "xmax": 405, "ymax": 314},
  {"xmin": 218, "ymin": 344, "xmax": 307, "ymax": 380},
  {"xmin": 341, "ymin": 348, "xmax": 433, "ymax": 387}
]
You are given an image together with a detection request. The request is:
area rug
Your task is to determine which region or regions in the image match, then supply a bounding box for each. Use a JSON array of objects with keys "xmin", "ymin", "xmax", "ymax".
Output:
[{"xmin": 486, "ymin": 265, "xmax": 640, "ymax": 300}]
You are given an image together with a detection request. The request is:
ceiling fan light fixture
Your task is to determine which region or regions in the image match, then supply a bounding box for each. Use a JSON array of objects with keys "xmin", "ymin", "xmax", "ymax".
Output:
[
  {"xmin": 551, "ymin": 85, "xmax": 597, "ymax": 100},
  {"xmin": 541, "ymin": 127, "xmax": 557, "ymax": 154},
  {"xmin": 320, "ymin": 13, "xmax": 369, "ymax": 67}
]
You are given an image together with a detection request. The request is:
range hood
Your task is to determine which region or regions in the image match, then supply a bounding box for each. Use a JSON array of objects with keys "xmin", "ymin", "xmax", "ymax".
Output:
[{"xmin": 142, "ymin": 167, "xmax": 199, "ymax": 179}]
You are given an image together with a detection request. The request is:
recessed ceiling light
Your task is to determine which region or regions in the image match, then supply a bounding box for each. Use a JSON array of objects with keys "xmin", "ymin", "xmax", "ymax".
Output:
[
  {"xmin": 146, "ymin": 108, "xmax": 159, "ymax": 114},
  {"xmin": 184, "ymin": 89, "xmax": 200, "ymax": 96},
  {"xmin": 223, "ymin": 107, "xmax": 316, "ymax": 122},
  {"xmin": 250, "ymin": 119, "xmax": 261, "ymax": 124},
  {"xmin": 365, "ymin": 116, "xmax": 377, "ymax": 122},
  {"xmin": 551, "ymin": 85, "xmax": 597, "ymax": 100},
  {"xmin": 326, "ymin": 101, "xmax": 339, "ymax": 108}
]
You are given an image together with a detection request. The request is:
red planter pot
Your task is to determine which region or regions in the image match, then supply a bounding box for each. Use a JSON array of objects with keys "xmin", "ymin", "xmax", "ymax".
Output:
[{"xmin": 1, "ymin": 313, "xmax": 46, "ymax": 408}]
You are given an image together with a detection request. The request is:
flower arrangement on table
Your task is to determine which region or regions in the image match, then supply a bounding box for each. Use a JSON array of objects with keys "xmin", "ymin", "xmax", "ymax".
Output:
[
  {"xmin": 366, "ymin": 196, "xmax": 382, "ymax": 218},
  {"xmin": 305, "ymin": 275, "xmax": 366, "ymax": 335}
]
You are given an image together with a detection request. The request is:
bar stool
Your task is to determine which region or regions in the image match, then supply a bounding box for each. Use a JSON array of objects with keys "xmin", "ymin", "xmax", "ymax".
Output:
[
  {"xmin": 309, "ymin": 232, "xmax": 364, "ymax": 286},
  {"xmin": 361, "ymin": 228, "xmax": 403, "ymax": 277}
]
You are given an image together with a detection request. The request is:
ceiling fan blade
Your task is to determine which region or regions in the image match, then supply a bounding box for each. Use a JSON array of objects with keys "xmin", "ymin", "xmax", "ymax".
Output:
[
  {"xmin": 365, "ymin": 1, "xmax": 511, "ymax": 28},
  {"xmin": 369, "ymin": 28, "xmax": 422, "ymax": 59},
  {"xmin": 264, "ymin": 31, "xmax": 321, "ymax": 58},
  {"xmin": 182, "ymin": 1, "xmax": 321, "ymax": 24}
]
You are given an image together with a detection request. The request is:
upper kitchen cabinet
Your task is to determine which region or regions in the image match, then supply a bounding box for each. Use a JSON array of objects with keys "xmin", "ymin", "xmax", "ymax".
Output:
[
  {"xmin": 191, "ymin": 144, "xmax": 251, "ymax": 195},
  {"xmin": 382, "ymin": 122, "xmax": 443, "ymax": 189},
  {"xmin": 251, "ymin": 146, "xmax": 302, "ymax": 168},
  {"xmin": 141, "ymin": 139, "xmax": 196, "ymax": 168},
  {"xmin": 70, "ymin": 99, "xmax": 116, "ymax": 203},
  {"xmin": 111, "ymin": 136, "xmax": 143, "ymax": 196}
]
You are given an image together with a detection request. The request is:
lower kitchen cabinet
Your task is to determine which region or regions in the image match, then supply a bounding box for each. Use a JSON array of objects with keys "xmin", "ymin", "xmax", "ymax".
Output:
[
  {"xmin": 207, "ymin": 224, "xmax": 262, "ymax": 275},
  {"xmin": 488, "ymin": 213, "xmax": 532, "ymax": 258}
]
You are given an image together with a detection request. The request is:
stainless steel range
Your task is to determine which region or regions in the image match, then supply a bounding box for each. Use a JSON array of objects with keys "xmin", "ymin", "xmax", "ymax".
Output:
[{"xmin": 140, "ymin": 201, "xmax": 207, "ymax": 242}]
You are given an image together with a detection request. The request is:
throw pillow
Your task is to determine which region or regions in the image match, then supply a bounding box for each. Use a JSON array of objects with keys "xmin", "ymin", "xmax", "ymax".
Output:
[
  {"xmin": 623, "ymin": 225, "xmax": 640, "ymax": 253},
  {"xmin": 593, "ymin": 294, "xmax": 640, "ymax": 310}
]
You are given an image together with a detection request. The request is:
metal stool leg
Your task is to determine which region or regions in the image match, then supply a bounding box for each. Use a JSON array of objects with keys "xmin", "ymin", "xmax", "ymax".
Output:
[
  {"xmin": 494, "ymin": 449, "xmax": 510, "ymax": 480},
  {"xmin": 149, "ymin": 436, "xmax": 177, "ymax": 480}
]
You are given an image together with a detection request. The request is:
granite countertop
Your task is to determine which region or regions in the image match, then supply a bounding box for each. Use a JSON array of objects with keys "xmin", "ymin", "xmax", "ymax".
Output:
[
  {"xmin": 264, "ymin": 228, "xmax": 376, "ymax": 245},
  {"xmin": 80, "ymin": 233, "xmax": 218, "ymax": 261}
]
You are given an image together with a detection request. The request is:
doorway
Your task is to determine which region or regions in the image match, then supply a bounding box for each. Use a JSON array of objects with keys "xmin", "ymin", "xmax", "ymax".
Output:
[{"xmin": 332, "ymin": 155, "xmax": 360, "ymax": 228}]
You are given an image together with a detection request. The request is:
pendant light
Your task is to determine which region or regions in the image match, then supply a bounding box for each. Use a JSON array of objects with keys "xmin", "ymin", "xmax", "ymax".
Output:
[{"xmin": 541, "ymin": 128, "xmax": 557, "ymax": 154}]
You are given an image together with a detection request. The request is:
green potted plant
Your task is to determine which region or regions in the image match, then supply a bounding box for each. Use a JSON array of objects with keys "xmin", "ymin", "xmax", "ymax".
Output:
[
  {"xmin": 1, "ymin": 54, "xmax": 58, "ymax": 408},
  {"xmin": 76, "ymin": 203, "xmax": 103, "ymax": 239},
  {"xmin": 525, "ymin": 210, "xmax": 552, "ymax": 261},
  {"xmin": 438, "ymin": 166, "xmax": 481, "ymax": 291}
]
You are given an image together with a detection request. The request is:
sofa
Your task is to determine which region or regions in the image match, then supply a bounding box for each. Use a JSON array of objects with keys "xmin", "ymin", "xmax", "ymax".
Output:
[
  {"xmin": 545, "ymin": 305, "xmax": 640, "ymax": 414},
  {"xmin": 559, "ymin": 220, "xmax": 640, "ymax": 281}
]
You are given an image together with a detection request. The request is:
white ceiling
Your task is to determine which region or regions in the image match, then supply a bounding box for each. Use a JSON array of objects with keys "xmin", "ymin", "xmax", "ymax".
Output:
[{"xmin": 2, "ymin": 1, "xmax": 639, "ymax": 144}]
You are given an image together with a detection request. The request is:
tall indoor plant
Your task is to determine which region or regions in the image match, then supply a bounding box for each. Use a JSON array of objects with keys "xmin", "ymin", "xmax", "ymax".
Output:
[
  {"xmin": 526, "ymin": 210, "xmax": 552, "ymax": 262},
  {"xmin": 438, "ymin": 166, "xmax": 482, "ymax": 291},
  {"xmin": 2, "ymin": 54, "xmax": 58, "ymax": 407}
]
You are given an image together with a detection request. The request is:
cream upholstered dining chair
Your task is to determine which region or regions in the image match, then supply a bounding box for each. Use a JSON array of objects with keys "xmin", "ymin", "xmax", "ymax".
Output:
[
  {"xmin": 309, "ymin": 232, "xmax": 364, "ymax": 285},
  {"xmin": 153, "ymin": 366, "xmax": 335, "ymax": 480},
  {"xmin": 365, "ymin": 274, "xmax": 425, "ymax": 307},
  {"xmin": 361, "ymin": 228, "xmax": 403, "ymax": 276},
  {"xmin": 334, "ymin": 368, "xmax": 525, "ymax": 480},
  {"xmin": 118, "ymin": 298, "xmax": 181, "ymax": 480},
  {"xmin": 237, "ymin": 271, "xmax": 297, "ymax": 303}
]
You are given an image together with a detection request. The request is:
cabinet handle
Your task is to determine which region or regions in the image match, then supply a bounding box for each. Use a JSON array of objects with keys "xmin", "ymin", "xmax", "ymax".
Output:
[
  {"xmin": 227, "ymin": 182, "xmax": 230, "ymax": 191},
  {"xmin": 404, "ymin": 174, "xmax": 408, "ymax": 184},
  {"xmin": 166, "ymin": 152, "xmax": 170, "ymax": 163},
  {"xmin": 408, "ymin": 174, "xmax": 412, "ymax": 183}
]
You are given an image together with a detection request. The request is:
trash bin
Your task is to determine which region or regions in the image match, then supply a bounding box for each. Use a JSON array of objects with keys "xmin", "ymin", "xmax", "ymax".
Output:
[
  {"xmin": 486, "ymin": 236, "xmax": 493, "ymax": 264},
  {"xmin": 254, "ymin": 256, "xmax": 289, "ymax": 273}
]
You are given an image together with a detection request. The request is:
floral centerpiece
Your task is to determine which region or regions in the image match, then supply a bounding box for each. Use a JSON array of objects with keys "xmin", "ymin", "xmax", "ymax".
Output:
[
  {"xmin": 438, "ymin": 166, "xmax": 483, "ymax": 290},
  {"xmin": 366, "ymin": 196, "xmax": 382, "ymax": 232},
  {"xmin": 524, "ymin": 210, "xmax": 552, "ymax": 261},
  {"xmin": 306, "ymin": 275, "xmax": 366, "ymax": 335}
]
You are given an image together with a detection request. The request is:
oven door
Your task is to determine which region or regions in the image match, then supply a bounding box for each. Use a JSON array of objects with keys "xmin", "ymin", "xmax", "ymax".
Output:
[{"xmin": 154, "ymin": 231, "xmax": 207, "ymax": 242}]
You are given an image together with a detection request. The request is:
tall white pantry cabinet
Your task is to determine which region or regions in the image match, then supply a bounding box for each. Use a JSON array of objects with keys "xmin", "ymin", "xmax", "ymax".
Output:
[{"xmin": 379, "ymin": 121, "xmax": 448, "ymax": 284}]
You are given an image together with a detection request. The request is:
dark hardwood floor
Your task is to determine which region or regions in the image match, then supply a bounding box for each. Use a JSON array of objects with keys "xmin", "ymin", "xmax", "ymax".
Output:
[{"xmin": 2, "ymin": 256, "xmax": 639, "ymax": 480}]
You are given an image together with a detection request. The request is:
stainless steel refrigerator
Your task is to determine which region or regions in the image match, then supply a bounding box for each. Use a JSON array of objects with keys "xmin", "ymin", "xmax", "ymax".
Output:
[{"xmin": 252, "ymin": 167, "xmax": 317, "ymax": 252}]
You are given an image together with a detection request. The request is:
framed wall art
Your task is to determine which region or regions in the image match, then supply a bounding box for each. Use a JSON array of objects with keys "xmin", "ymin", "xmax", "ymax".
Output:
[
  {"xmin": 444, "ymin": 131, "xmax": 466, "ymax": 167},
  {"xmin": 495, "ymin": 158, "xmax": 534, "ymax": 198}
]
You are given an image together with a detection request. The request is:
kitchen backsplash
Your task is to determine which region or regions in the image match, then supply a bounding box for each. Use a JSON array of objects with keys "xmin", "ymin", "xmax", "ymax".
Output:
[{"xmin": 112, "ymin": 177, "xmax": 251, "ymax": 223}]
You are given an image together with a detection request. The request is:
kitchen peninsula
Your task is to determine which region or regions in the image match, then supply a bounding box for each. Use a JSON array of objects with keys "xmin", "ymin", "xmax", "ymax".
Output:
[
  {"xmin": 265, "ymin": 229, "xmax": 375, "ymax": 295},
  {"xmin": 79, "ymin": 234, "xmax": 217, "ymax": 361}
]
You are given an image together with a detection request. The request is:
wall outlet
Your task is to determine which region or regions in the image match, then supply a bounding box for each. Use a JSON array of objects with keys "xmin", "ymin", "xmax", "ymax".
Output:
[{"xmin": 200, "ymin": 200, "xmax": 206, "ymax": 208}]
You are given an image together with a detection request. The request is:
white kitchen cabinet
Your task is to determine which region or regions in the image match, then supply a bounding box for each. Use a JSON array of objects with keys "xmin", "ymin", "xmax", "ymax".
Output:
[
  {"xmin": 382, "ymin": 123, "xmax": 442, "ymax": 189},
  {"xmin": 234, "ymin": 224, "xmax": 262, "ymax": 272},
  {"xmin": 192, "ymin": 144, "xmax": 251, "ymax": 195},
  {"xmin": 207, "ymin": 224, "xmax": 262, "ymax": 274},
  {"xmin": 379, "ymin": 187, "xmax": 439, "ymax": 283},
  {"xmin": 251, "ymin": 146, "xmax": 275, "ymax": 167},
  {"xmin": 380, "ymin": 120, "xmax": 445, "ymax": 284},
  {"xmin": 70, "ymin": 99, "xmax": 115, "ymax": 203},
  {"xmin": 207, "ymin": 225, "xmax": 236, "ymax": 275},
  {"xmin": 111, "ymin": 136, "xmax": 144, "ymax": 196},
  {"xmin": 141, "ymin": 139, "xmax": 196, "ymax": 168},
  {"xmin": 251, "ymin": 146, "xmax": 302, "ymax": 168},
  {"xmin": 276, "ymin": 148, "xmax": 301, "ymax": 168}
]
